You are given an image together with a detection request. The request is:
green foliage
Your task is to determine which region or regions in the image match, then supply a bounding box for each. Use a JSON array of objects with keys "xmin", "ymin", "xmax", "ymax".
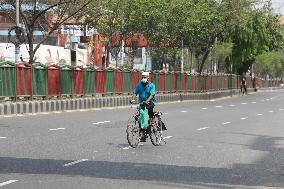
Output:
[
  {"xmin": 255, "ymin": 52, "xmax": 284, "ymax": 78},
  {"xmin": 229, "ymin": 4, "xmax": 284, "ymax": 74}
]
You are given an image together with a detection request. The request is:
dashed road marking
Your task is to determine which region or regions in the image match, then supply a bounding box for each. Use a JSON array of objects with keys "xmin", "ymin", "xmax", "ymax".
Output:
[
  {"xmin": 123, "ymin": 146, "xmax": 131, "ymax": 150},
  {"xmin": 164, "ymin": 136, "xmax": 173, "ymax": 139},
  {"xmin": 93, "ymin": 121, "xmax": 111, "ymax": 125},
  {"xmin": 0, "ymin": 137, "xmax": 7, "ymax": 139},
  {"xmin": 164, "ymin": 113, "xmax": 169, "ymax": 115},
  {"xmin": 0, "ymin": 180, "xmax": 18, "ymax": 187},
  {"xmin": 93, "ymin": 121, "xmax": 105, "ymax": 125},
  {"xmin": 216, "ymin": 106, "xmax": 223, "ymax": 108},
  {"xmin": 240, "ymin": 117, "xmax": 248, "ymax": 120},
  {"xmin": 268, "ymin": 110, "xmax": 274, "ymax": 113},
  {"xmin": 241, "ymin": 103, "xmax": 247, "ymax": 105},
  {"xmin": 251, "ymin": 102, "xmax": 257, "ymax": 104},
  {"xmin": 181, "ymin": 110, "xmax": 187, "ymax": 113},
  {"xmin": 279, "ymin": 108, "xmax": 284, "ymax": 111},
  {"xmin": 229, "ymin": 105, "xmax": 236, "ymax": 107},
  {"xmin": 63, "ymin": 159, "xmax": 88, "ymax": 167},
  {"xmin": 257, "ymin": 114, "xmax": 263, "ymax": 116},
  {"xmin": 49, "ymin": 128, "xmax": 65, "ymax": 131},
  {"xmin": 202, "ymin": 108, "xmax": 208, "ymax": 110},
  {"xmin": 197, "ymin": 127, "xmax": 209, "ymax": 131},
  {"xmin": 222, "ymin": 122, "xmax": 231, "ymax": 125}
]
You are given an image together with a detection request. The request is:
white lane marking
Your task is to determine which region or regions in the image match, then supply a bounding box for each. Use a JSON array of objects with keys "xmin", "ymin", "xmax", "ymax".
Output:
[
  {"xmin": 138, "ymin": 143, "xmax": 144, "ymax": 146},
  {"xmin": 181, "ymin": 110, "xmax": 187, "ymax": 113},
  {"xmin": 123, "ymin": 146, "xmax": 131, "ymax": 150},
  {"xmin": 93, "ymin": 121, "xmax": 105, "ymax": 125},
  {"xmin": 0, "ymin": 137, "xmax": 7, "ymax": 139},
  {"xmin": 164, "ymin": 113, "xmax": 169, "ymax": 115},
  {"xmin": 202, "ymin": 108, "xmax": 208, "ymax": 110},
  {"xmin": 266, "ymin": 99, "xmax": 270, "ymax": 101},
  {"xmin": 279, "ymin": 108, "xmax": 284, "ymax": 111},
  {"xmin": 240, "ymin": 117, "xmax": 248, "ymax": 120},
  {"xmin": 0, "ymin": 180, "xmax": 18, "ymax": 187},
  {"xmin": 229, "ymin": 105, "xmax": 235, "ymax": 107},
  {"xmin": 163, "ymin": 136, "xmax": 173, "ymax": 139},
  {"xmin": 197, "ymin": 127, "xmax": 209, "ymax": 131},
  {"xmin": 268, "ymin": 110, "xmax": 274, "ymax": 113},
  {"xmin": 257, "ymin": 114, "xmax": 263, "ymax": 116},
  {"xmin": 251, "ymin": 102, "xmax": 257, "ymax": 104},
  {"xmin": 222, "ymin": 122, "xmax": 231, "ymax": 125},
  {"xmin": 241, "ymin": 103, "xmax": 247, "ymax": 105},
  {"xmin": 63, "ymin": 159, "xmax": 88, "ymax": 167},
  {"xmin": 216, "ymin": 106, "xmax": 223, "ymax": 108},
  {"xmin": 49, "ymin": 128, "xmax": 65, "ymax": 131}
]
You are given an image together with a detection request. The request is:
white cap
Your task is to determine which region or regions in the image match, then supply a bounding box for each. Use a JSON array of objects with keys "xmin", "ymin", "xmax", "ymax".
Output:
[{"xmin": 142, "ymin": 72, "xmax": 149, "ymax": 76}]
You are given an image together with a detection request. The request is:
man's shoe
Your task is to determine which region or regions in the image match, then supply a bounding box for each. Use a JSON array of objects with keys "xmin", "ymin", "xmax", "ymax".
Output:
[
  {"xmin": 140, "ymin": 130, "xmax": 147, "ymax": 142},
  {"xmin": 140, "ymin": 135, "xmax": 146, "ymax": 142}
]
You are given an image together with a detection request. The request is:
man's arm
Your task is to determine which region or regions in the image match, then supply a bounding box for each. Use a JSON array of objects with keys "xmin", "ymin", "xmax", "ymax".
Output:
[
  {"xmin": 144, "ymin": 84, "xmax": 155, "ymax": 104},
  {"xmin": 144, "ymin": 94, "xmax": 154, "ymax": 105}
]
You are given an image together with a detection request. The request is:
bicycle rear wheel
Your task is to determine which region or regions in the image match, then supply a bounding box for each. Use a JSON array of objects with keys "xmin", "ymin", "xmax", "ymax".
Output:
[
  {"xmin": 126, "ymin": 114, "xmax": 140, "ymax": 148},
  {"xmin": 149, "ymin": 116, "xmax": 163, "ymax": 146}
]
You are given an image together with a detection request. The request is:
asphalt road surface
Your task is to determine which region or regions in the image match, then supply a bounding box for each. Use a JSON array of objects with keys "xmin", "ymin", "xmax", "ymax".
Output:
[{"xmin": 1, "ymin": 89, "xmax": 284, "ymax": 189}]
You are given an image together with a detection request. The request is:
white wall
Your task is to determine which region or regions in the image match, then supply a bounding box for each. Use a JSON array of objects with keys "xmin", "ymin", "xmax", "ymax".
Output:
[{"xmin": 0, "ymin": 43, "xmax": 71, "ymax": 65}]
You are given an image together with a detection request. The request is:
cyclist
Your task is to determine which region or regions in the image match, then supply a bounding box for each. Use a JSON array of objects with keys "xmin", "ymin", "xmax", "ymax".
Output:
[
  {"xmin": 241, "ymin": 77, "xmax": 247, "ymax": 95},
  {"xmin": 131, "ymin": 72, "xmax": 157, "ymax": 142}
]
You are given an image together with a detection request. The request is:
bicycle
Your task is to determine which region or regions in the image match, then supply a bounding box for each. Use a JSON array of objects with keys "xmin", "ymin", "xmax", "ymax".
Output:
[
  {"xmin": 241, "ymin": 84, "xmax": 247, "ymax": 96},
  {"xmin": 126, "ymin": 100, "xmax": 166, "ymax": 148}
]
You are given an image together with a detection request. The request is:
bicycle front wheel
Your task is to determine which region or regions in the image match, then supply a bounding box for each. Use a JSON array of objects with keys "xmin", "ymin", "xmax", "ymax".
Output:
[
  {"xmin": 126, "ymin": 114, "xmax": 140, "ymax": 148},
  {"xmin": 149, "ymin": 116, "xmax": 163, "ymax": 146}
]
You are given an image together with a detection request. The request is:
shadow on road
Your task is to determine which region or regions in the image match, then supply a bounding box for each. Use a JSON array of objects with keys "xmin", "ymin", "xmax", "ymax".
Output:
[{"xmin": 0, "ymin": 133, "xmax": 284, "ymax": 188}]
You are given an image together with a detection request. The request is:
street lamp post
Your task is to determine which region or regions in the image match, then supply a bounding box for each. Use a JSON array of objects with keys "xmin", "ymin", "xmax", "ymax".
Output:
[
  {"xmin": 15, "ymin": 0, "xmax": 20, "ymax": 63},
  {"xmin": 181, "ymin": 39, "xmax": 184, "ymax": 72}
]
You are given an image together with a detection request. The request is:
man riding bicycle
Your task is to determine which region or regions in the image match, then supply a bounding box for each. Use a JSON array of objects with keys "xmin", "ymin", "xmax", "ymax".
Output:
[
  {"xmin": 131, "ymin": 72, "xmax": 157, "ymax": 142},
  {"xmin": 241, "ymin": 77, "xmax": 247, "ymax": 95}
]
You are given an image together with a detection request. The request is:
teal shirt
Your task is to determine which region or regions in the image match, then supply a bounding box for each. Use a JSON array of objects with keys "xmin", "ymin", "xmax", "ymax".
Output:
[{"xmin": 133, "ymin": 81, "xmax": 157, "ymax": 105}]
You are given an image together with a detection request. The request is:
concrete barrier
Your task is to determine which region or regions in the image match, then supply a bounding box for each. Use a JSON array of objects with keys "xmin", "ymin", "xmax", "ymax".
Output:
[{"xmin": 0, "ymin": 88, "xmax": 258, "ymax": 116}]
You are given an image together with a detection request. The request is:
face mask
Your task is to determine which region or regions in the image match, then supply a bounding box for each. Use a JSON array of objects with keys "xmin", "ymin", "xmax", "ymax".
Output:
[{"xmin": 141, "ymin": 78, "xmax": 148, "ymax": 83}]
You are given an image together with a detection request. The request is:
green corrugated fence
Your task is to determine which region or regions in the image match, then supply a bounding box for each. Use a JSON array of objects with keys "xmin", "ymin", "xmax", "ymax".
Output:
[
  {"xmin": 60, "ymin": 65, "xmax": 73, "ymax": 96},
  {"xmin": 84, "ymin": 66, "xmax": 95, "ymax": 96},
  {"xmin": 0, "ymin": 61, "xmax": 15, "ymax": 97},
  {"xmin": 106, "ymin": 68, "xmax": 115, "ymax": 94},
  {"xmin": 123, "ymin": 69, "xmax": 131, "ymax": 93},
  {"xmin": 32, "ymin": 63, "xmax": 46, "ymax": 96}
]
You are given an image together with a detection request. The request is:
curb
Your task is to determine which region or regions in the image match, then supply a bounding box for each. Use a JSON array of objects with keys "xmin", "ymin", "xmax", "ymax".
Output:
[{"xmin": 0, "ymin": 89, "xmax": 253, "ymax": 116}]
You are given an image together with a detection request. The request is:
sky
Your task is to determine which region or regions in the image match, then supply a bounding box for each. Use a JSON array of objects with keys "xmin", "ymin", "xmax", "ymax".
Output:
[{"xmin": 271, "ymin": 0, "xmax": 284, "ymax": 15}]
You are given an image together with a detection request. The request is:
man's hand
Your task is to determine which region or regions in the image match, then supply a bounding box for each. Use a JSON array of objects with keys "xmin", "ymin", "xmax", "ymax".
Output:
[
  {"xmin": 144, "ymin": 100, "xmax": 150, "ymax": 105},
  {"xmin": 130, "ymin": 99, "xmax": 136, "ymax": 104}
]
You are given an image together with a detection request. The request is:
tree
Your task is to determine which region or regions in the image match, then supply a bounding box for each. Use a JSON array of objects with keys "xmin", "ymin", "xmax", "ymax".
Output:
[
  {"xmin": 0, "ymin": 0, "xmax": 92, "ymax": 64},
  {"xmin": 228, "ymin": 1, "xmax": 284, "ymax": 74}
]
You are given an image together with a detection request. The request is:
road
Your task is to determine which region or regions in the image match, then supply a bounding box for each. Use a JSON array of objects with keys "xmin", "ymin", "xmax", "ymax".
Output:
[{"xmin": 1, "ymin": 89, "xmax": 284, "ymax": 189}]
